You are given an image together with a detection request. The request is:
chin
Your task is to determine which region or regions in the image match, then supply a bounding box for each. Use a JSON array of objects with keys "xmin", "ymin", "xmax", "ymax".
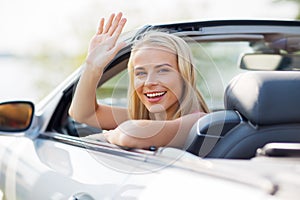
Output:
[{"xmin": 148, "ymin": 104, "xmax": 166, "ymax": 114}]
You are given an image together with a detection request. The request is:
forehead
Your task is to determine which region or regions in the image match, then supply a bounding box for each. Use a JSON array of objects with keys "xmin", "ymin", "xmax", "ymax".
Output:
[{"xmin": 132, "ymin": 46, "xmax": 177, "ymax": 66}]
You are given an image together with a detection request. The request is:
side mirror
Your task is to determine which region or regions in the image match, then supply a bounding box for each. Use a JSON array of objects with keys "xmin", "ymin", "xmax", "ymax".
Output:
[
  {"xmin": 0, "ymin": 101, "xmax": 34, "ymax": 132},
  {"xmin": 239, "ymin": 53, "xmax": 300, "ymax": 71}
]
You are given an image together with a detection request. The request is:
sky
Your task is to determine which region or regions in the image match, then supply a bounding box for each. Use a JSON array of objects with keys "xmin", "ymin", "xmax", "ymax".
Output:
[{"xmin": 0, "ymin": 0, "xmax": 298, "ymax": 53}]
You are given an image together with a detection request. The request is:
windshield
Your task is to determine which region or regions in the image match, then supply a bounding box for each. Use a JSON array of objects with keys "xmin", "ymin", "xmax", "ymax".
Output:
[{"xmin": 190, "ymin": 41, "xmax": 251, "ymax": 110}]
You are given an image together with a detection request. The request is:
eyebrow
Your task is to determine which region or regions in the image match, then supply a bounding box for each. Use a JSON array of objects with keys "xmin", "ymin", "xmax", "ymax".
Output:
[{"xmin": 133, "ymin": 63, "xmax": 173, "ymax": 70}]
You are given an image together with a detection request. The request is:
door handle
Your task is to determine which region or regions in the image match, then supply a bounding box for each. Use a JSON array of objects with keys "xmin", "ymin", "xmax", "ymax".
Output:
[{"xmin": 68, "ymin": 192, "xmax": 95, "ymax": 200}]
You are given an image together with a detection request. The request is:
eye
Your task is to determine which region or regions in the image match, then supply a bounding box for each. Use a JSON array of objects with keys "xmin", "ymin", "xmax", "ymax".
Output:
[
  {"xmin": 135, "ymin": 71, "xmax": 146, "ymax": 77},
  {"xmin": 158, "ymin": 68, "xmax": 170, "ymax": 73}
]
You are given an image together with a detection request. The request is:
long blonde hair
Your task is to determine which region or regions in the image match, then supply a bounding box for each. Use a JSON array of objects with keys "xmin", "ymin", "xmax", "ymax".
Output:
[{"xmin": 127, "ymin": 31, "xmax": 209, "ymax": 120}]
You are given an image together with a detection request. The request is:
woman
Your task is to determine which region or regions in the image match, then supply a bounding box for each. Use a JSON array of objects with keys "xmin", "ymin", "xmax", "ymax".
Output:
[{"xmin": 69, "ymin": 12, "xmax": 209, "ymax": 149}]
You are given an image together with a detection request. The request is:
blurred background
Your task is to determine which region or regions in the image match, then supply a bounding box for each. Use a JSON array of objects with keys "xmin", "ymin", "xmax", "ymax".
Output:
[{"xmin": 0, "ymin": 0, "xmax": 299, "ymax": 103}]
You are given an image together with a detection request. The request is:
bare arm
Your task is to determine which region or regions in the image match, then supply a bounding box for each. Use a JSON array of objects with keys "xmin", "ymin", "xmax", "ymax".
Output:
[
  {"xmin": 103, "ymin": 112, "xmax": 206, "ymax": 149},
  {"xmin": 69, "ymin": 13, "xmax": 129, "ymax": 129}
]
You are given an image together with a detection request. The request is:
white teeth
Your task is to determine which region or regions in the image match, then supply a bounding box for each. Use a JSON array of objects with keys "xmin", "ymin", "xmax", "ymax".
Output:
[{"xmin": 146, "ymin": 92, "xmax": 165, "ymax": 98}]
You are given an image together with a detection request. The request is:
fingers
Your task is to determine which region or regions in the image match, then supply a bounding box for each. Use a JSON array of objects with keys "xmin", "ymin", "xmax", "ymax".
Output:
[
  {"xmin": 107, "ymin": 12, "xmax": 124, "ymax": 36},
  {"xmin": 103, "ymin": 13, "xmax": 115, "ymax": 34},
  {"xmin": 98, "ymin": 12, "xmax": 126, "ymax": 36},
  {"xmin": 112, "ymin": 17, "xmax": 127, "ymax": 39},
  {"xmin": 97, "ymin": 18, "xmax": 105, "ymax": 34},
  {"xmin": 93, "ymin": 12, "xmax": 127, "ymax": 53}
]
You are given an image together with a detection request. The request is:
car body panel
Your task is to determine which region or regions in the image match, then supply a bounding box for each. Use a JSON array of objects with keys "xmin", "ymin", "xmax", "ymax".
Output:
[{"xmin": 0, "ymin": 134, "xmax": 291, "ymax": 199}]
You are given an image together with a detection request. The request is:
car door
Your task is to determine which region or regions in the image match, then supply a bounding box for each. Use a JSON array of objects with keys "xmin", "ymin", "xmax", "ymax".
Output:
[{"xmin": 1, "ymin": 127, "xmax": 178, "ymax": 199}]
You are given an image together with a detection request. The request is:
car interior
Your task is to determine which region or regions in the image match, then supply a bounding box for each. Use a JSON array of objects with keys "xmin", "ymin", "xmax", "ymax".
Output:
[{"xmin": 186, "ymin": 71, "xmax": 300, "ymax": 159}]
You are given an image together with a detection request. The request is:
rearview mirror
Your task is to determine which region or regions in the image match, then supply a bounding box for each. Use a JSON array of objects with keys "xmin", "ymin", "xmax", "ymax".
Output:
[
  {"xmin": 240, "ymin": 53, "xmax": 300, "ymax": 71},
  {"xmin": 0, "ymin": 101, "xmax": 34, "ymax": 132}
]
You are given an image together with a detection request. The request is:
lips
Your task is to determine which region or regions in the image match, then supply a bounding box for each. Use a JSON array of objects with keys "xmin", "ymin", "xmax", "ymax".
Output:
[
  {"xmin": 144, "ymin": 91, "xmax": 166, "ymax": 103},
  {"xmin": 145, "ymin": 91, "xmax": 166, "ymax": 98}
]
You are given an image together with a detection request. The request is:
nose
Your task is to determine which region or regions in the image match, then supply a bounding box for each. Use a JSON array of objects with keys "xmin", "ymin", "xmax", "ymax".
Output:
[{"xmin": 144, "ymin": 72, "xmax": 158, "ymax": 86}]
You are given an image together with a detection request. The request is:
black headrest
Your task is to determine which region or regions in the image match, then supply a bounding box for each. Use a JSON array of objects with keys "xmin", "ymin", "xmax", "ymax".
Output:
[{"xmin": 225, "ymin": 71, "xmax": 300, "ymax": 125}]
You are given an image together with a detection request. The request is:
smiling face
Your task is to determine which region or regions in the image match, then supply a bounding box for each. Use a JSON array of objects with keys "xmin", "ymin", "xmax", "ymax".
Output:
[{"xmin": 132, "ymin": 46, "xmax": 184, "ymax": 119}]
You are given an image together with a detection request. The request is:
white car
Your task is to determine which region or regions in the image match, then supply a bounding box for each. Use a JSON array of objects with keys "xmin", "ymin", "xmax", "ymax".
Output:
[{"xmin": 1, "ymin": 19, "xmax": 300, "ymax": 199}]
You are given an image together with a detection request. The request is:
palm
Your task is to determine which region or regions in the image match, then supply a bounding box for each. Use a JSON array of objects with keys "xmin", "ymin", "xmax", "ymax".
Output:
[
  {"xmin": 86, "ymin": 13, "xmax": 126, "ymax": 70},
  {"xmin": 88, "ymin": 34, "xmax": 108, "ymax": 53}
]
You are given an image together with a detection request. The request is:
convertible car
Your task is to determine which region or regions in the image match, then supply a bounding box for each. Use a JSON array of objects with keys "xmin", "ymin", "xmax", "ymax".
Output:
[{"xmin": 1, "ymin": 19, "xmax": 300, "ymax": 199}]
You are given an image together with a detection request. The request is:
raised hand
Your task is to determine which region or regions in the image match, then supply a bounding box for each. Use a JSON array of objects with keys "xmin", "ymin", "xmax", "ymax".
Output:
[{"xmin": 86, "ymin": 12, "xmax": 127, "ymax": 74}]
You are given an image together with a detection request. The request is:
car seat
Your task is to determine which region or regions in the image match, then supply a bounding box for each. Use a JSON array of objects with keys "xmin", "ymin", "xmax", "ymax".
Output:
[{"xmin": 186, "ymin": 71, "xmax": 300, "ymax": 159}]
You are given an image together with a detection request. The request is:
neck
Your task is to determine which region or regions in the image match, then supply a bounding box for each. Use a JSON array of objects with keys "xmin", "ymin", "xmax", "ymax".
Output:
[
  {"xmin": 149, "ymin": 112, "xmax": 167, "ymax": 120},
  {"xmin": 148, "ymin": 103, "xmax": 179, "ymax": 120}
]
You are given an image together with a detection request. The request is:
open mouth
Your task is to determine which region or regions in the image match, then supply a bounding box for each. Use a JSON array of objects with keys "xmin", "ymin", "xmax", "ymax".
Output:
[{"xmin": 145, "ymin": 91, "xmax": 166, "ymax": 98}]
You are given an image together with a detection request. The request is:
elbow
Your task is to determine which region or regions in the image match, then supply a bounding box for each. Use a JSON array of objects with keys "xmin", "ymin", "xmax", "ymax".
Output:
[
  {"xmin": 68, "ymin": 107, "xmax": 73, "ymax": 118},
  {"xmin": 68, "ymin": 106, "xmax": 85, "ymax": 124},
  {"xmin": 68, "ymin": 106, "xmax": 77, "ymax": 120}
]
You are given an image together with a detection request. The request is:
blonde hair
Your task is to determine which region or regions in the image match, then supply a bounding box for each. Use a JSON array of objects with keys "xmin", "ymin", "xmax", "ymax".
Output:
[{"xmin": 127, "ymin": 31, "xmax": 209, "ymax": 120}]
